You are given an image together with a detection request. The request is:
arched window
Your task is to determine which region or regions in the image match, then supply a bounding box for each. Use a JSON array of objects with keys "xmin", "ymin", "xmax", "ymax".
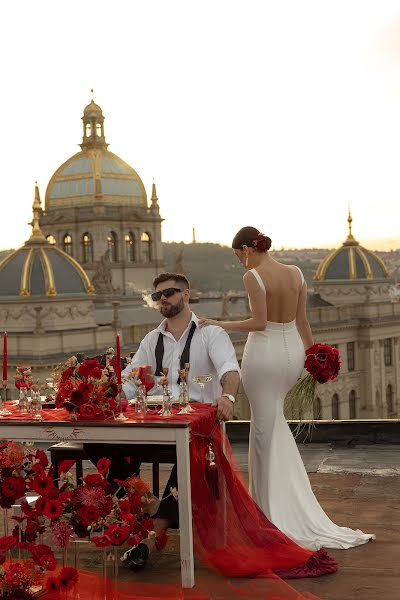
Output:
[
  {"xmin": 85, "ymin": 124, "xmax": 91, "ymax": 137},
  {"xmin": 313, "ymin": 397, "xmax": 322, "ymax": 420},
  {"xmin": 96, "ymin": 123, "xmax": 102, "ymax": 137},
  {"xmin": 141, "ymin": 232, "xmax": 151, "ymax": 262},
  {"xmin": 107, "ymin": 231, "xmax": 118, "ymax": 263},
  {"xmin": 63, "ymin": 234, "xmax": 73, "ymax": 256},
  {"xmin": 349, "ymin": 389, "xmax": 357, "ymax": 419},
  {"xmin": 82, "ymin": 232, "xmax": 93, "ymax": 263},
  {"xmin": 331, "ymin": 393, "xmax": 340, "ymax": 420},
  {"xmin": 46, "ymin": 235, "xmax": 56, "ymax": 245},
  {"xmin": 125, "ymin": 232, "xmax": 136, "ymax": 262},
  {"xmin": 386, "ymin": 384, "xmax": 394, "ymax": 415}
]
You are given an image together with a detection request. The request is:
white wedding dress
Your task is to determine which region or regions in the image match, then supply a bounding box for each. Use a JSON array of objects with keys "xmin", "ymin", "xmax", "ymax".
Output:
[{"xmin": 241, "ymin": 267, "xmax": 375, "ymax": 550}]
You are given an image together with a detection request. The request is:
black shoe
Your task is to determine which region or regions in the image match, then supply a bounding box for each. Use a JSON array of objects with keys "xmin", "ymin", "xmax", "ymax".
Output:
[{"xmin": 122, "ymin": 543, "xmax": 149, "ymax": 571}]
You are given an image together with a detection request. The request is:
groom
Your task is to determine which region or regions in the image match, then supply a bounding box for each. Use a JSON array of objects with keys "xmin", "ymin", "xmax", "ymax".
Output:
[{"xmin": 86, "ymin": 272, "xmax": 240, "ymax": 570}]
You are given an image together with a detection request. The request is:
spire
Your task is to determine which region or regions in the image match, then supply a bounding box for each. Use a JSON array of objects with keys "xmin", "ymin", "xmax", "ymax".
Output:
[
  {"xmin": 150, "ymin": 180, "xmax": 159, "ymax": 211},
  {"xmin": 80, "ymin": 96, "xmax": 108, "ymax": 150},
  {"xmin": 29, "ymin": 182, "xmax": 46, "ymax": 242},
  {"xmin": 192, "ymin": 227, "xmax": 196, "ymax": 244},
  {"xmin": 343, "ymin": 206, "xmax": 358, "ymax": 246}
]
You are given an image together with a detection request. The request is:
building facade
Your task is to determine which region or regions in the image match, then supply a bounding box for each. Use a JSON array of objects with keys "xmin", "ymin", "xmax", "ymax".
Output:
[{"xmin": 40, "ymin": 100, "xmax": 163, "ymax": 294}]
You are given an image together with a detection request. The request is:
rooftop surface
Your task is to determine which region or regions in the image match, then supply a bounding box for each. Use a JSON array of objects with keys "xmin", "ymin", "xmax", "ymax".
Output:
[{"xmin": 80, "ymin": 442, "xmax": 400, "ymax": 599}]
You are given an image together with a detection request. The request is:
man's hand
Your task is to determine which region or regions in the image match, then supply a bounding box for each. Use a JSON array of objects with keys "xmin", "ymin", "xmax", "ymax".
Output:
[{"xmin": 215, "ymin": 396, "xmax": 234, "ymax": 421}]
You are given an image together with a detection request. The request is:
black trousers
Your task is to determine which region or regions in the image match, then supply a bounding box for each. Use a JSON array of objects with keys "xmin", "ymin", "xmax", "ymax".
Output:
[{"xmin": 83, "ymin": 444, "xmax": 179, "ymax": 529}]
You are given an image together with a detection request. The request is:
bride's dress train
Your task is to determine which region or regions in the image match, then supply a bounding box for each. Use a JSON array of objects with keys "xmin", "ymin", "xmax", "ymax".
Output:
[{"xmin": 242, "ymin": 268, "xmax": 375, "ymax": 550}]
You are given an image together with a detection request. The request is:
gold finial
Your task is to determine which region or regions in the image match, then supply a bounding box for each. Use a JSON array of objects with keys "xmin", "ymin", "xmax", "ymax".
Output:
[
  {"xmin": 90, "ymin": 88, "xmax": 94, "ymax": 99},
  {"xmin": 29, "ymin": 182, "xmax": 46, "ymax": 241},
  {"xmin": 347, "ymin": 205, "xmax": 355, "ymax": 241}
]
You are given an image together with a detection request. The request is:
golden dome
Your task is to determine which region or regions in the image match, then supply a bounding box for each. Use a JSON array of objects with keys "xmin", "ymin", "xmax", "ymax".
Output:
[
  {"xmin": 83, "ymin": 99, "xmax": 103, "ymax": 116},
  {"xmin": 0, "ymin": 185, "xmax": 94, "ymax": 298},
  {"xmin": 314, "ymin": 211, "xmax": 390, "ymax": 282}
]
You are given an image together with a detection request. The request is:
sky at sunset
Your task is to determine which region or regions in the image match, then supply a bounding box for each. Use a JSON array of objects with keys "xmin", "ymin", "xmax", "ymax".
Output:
[{"xmin": 1, "ymin": 1, "xmax": 400, "ymax": 251}]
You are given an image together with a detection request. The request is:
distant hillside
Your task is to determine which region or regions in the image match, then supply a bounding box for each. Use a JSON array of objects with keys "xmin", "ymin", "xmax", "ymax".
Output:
[{"xmin": 162, "ymin": 242, "xmax": 331, "ymax": 292}]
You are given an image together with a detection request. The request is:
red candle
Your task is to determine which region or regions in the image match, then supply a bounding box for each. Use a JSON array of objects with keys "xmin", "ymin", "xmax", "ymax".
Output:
[
  {"xmin": 115, "ymin": 335, "xmax": 121, "ymax": 384},
  {"xmin": 2, "ymin": 331, "xmax": 7, "ymax": 383}
]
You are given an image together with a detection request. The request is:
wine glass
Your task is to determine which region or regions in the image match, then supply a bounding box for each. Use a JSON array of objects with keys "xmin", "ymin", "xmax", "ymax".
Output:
[{"xmin": 192, "ymin": 374, "xmax": 213, "ymax": 405}]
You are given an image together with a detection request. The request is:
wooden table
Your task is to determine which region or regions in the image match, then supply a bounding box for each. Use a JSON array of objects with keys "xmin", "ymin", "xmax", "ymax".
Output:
[{"xmin": 0, "ymin": 415, "xmax": 195, "ymax": 588}]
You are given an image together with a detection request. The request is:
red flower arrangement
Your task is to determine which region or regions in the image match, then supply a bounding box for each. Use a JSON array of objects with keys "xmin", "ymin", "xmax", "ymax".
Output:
[
  {"xmin": 285, "ymin": 343, "xmax": 341, "ymax": 423},
  {"xmin": 55, "ymin": 356, "xmax": 121, "ymax": 419}
]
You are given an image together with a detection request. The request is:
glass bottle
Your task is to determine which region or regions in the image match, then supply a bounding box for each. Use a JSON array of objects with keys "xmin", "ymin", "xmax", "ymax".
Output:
[
  {"xmin": 30, "ymin": 390, "xmax": 42, "ymax": 420},
  {"xmin": 18, "ymin": 388, "xmax": 29, "ymax": 414},
  {"xmin": 162, "ymin": 387, "xmax": 173, "ymax": 417},
  {"xmin": 135, "ymin": 384, "xmax": 147, "ymax": 417}
]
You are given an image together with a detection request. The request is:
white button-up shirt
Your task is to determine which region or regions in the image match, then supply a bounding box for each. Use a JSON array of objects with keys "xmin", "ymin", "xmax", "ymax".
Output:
[{"xmin": 122, "ymin": 312, "xmax": 240, "ymax": 403}]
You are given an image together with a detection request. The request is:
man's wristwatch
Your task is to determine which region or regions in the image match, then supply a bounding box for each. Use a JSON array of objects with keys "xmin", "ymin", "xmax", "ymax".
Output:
[{"xmin": 222, "ymin": 393, "xmax": 235, "ymax": 404}]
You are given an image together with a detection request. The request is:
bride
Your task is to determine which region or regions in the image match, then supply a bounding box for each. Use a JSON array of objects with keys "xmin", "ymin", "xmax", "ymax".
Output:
[{"xmin": 199, "ymin": 225, "xmax": 374, "ymax": 550}]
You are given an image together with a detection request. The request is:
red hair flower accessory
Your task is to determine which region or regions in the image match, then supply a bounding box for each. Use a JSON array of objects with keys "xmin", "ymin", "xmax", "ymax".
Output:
[{"xmin": 252, "ymin": 233, "xmax": 270, "ymax": 252}]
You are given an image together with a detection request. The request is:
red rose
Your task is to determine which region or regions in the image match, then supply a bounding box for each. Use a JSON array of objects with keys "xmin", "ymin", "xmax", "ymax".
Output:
[
  {"xmin": 78, "ymin": 359, "xmax": 101, "ymax": 378},
  {"xmin": 107, "ymin": 524, "xmax": 130, "ymax": 546},
  {"xmin": 77, "ymin": 381, "xmax": 93, "ymax": 399},
  {"xmin": 60, "ymin": 367, "xmax": 74, "ymax": 382},
  {"xmin": 77, "ymin": 505, "xmax": 100, "ymax": 525},
  {"xmin": 58, "ymin": 381, "xmax": 74, "ymax": 399},
  {"xmin": 0, "ymin": 535, "xmax": 17, "ymax": 552},
  {"xmin": 96, "ymin": 457, "xmax": 111, "ymax": 476},
  {"xmin": 90, "ymin": 367, "xmax": 103, "ymax": 379},
  {"xmin": 43, "ymin": 499, "xmax": 63, "ymax": 520},
  {"xmin": 70, "ymin": 389, "xmax": 85, "ymax": 407},
  {"xmin": 305, "ymin": 344, "xmax": 341, "ymax": 384},
  {"xmin": 79, "ymin": 402, "xmax": 103, "ymax": 419},
  {"xmin": 1, "ymin": 476, "xmax": 26, "ymax": 500}
]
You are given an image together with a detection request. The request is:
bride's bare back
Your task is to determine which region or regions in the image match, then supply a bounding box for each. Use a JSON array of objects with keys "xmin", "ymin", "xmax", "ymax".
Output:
[{"xmin": 252, "ymin": 261, "xmax": 304, "ymax": 323}]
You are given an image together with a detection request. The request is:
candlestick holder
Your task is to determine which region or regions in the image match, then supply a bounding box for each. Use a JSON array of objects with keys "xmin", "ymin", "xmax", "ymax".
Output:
[
  {"xmin": 114, "ymin": 384, "xmax": 128, "ymax": 421},
  {"xmin": 0, "ymin": 380, "xmax": 12, "ymax": 415}
]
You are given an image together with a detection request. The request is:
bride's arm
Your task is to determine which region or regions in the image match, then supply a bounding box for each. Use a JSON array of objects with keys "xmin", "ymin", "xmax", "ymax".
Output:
[
  {"xmin": 199, "ymin": 272, "xmax": 268, "ymax": 332},
  {"xmin": 295, "ymin": 281, "xmax": 314, "ymax": 349}
]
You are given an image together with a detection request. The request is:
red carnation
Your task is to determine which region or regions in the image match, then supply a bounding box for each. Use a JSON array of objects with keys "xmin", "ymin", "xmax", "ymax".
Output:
[
  {"xmin": 92, "ymin": 533, "xmax": 111, "ymax": 547},
  {"xmin": 107, "ymin": 523, "xmax": 130, "ymax": 546},
  {"xmin": 96, "ymin": 457, "xmax": 111, "ymax": 476},
  {"xmin": 77, "ymin": 504, "xmax": 100, "ymax": 525}
]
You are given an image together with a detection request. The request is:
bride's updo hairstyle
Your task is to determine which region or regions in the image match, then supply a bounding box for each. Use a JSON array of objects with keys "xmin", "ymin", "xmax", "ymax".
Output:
[{"xmin": 232, "ymin": 226, "xmax": 272, "ymax": 253}]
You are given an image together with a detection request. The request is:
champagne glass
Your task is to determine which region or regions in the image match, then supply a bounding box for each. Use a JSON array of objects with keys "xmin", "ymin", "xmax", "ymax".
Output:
[
  {"xmin": 192, "ymin": 374, "xmax": 213, "ymax": 405},
  {"xmin": 45, "ymin": 377, "xmax": 54, "ymax": 401}
]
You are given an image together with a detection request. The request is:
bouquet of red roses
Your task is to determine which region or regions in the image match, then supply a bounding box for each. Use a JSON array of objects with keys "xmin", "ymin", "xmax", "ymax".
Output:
[
  {"xmin": 55, "ymin": 356, "xmax": 120, "ymax": 419},
  {"xmin": 285, "ymin": 343, "xmax": 341, "ymax": 423}
]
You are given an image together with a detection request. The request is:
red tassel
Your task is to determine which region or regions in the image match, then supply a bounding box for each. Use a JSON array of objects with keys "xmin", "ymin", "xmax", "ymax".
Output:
[{"xmin": 205, "ymin": 444, "xmax": 219, "ymax": 500}]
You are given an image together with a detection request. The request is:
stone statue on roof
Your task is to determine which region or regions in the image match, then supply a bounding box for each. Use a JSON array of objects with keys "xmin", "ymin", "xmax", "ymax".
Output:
[{"xmin": 92, "ymin": 252, "xmax": 115, "ymax": 294}]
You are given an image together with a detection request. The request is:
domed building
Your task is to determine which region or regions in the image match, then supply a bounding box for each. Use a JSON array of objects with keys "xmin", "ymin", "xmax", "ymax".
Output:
[
  {"xmin": 313, "ymin": 211, "xmax": 393, "ymax": 305},
  {"xmin": 40, "ymin": 99, "xmax": 163, "ymax": 294},
  {"xmin": 0, "ymin": 186, "xmax": 117, "ymax": 388}
]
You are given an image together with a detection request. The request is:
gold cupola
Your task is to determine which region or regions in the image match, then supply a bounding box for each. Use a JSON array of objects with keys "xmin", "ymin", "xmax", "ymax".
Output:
[
  {"xmin": 314, "ymin": 209, "xmax": 390, "ymax": 282},
  {"xmin": 0, "ymin": 184, "xmax": 94, "ymax": 298}
]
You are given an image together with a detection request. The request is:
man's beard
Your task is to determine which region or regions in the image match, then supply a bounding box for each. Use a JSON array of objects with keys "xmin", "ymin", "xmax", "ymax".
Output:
[{"xmin": 160, "ymin": 297, "xmax": 185, "ymax": 318}]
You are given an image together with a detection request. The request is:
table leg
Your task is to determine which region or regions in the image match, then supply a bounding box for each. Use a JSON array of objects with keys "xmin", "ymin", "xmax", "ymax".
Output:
[{"xmin": 176, "ymin": 428, "xmax": 194, "ymax": 588}]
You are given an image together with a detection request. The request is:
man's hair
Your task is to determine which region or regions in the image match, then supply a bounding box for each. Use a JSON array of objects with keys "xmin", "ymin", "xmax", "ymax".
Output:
[{"xmin": 153, "ymin": 272, "xmax": 190, "ymax": 290}]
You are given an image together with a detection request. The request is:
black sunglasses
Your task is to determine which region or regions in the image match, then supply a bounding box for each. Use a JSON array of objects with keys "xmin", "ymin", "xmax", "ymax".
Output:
[{"xmin": 151, "ymin": 287, "xmax": 183, "ymax": 302}]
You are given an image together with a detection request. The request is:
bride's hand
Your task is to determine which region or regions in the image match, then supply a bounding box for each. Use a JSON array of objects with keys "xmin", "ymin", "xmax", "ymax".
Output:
[{"xmin": 198, "ymin": 318, "xmax": 221, "ymax": 328}]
